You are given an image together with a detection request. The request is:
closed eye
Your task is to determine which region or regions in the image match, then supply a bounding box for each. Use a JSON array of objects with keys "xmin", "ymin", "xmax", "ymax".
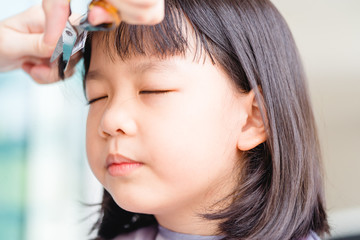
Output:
[
  {"xmin": 87, "ymin": 96, "xmax": 108, "ymax": 105},
  {"xmin": 139, "ymin": 90, "xmax": 172, "ymax": 95}
]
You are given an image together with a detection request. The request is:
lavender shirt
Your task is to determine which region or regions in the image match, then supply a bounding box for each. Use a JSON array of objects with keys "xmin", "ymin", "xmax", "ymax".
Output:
[{"xmin": 113, "ymin": 225, "xmax": 321, "ymax": 240}]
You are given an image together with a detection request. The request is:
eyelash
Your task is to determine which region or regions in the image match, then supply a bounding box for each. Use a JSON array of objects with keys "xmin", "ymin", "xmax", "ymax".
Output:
[
  {"xmin": 87, "ymin": 90, "xmax": 171, "ymax": 105},
  {"xmin": 139, "ymin": 90, "xmax": 171, "ymax": 95},
  {"xmin": 87, "ymin": 96, "xmax": 107, "ymax": 105}
]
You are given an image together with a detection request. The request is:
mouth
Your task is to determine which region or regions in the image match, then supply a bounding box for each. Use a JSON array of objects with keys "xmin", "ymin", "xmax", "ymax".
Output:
[{"xmin": 106, "ymin": 154, "xmax": 143, "ymax": 177}]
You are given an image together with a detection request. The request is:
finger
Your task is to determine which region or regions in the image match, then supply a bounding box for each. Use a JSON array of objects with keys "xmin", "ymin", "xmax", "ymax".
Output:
[
  {"xmin": 23, "ymin": 6, "xmax": 46, "ymax": 33},
  {"xmin": 42, "ymin": 0, "xmax": 70, "ymax": 46},
  {"xmin": 3, "ymin": 6, "xmax": 46, "ymax": 34},
  {"xmin": 22, "ymin": 62, "xmax": 33, "ymax": 75},
  {"xmin": 22, "ymin": 62, "xmax": 59, "ymax": 84},
  {"xmin": 11, "ymin": 32, "xmax": 53, "ymax": 58},
  {"xmin": 88, "ymin": 6, "xmax": 114, "ymax": 26},
  {"xmin": 21, "ymin": 56, "xmax": 46, "ymax": 67},
  {"xmin": 22, "ymin": 50, "xmax": 80, "ymax": 83}
]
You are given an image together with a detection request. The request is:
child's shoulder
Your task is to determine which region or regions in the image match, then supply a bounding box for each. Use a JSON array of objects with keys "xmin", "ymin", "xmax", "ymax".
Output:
[
  {"xmin": 303, "ymin": 231, "xmax": 322, "ymax": 240},
  {"xmin": 112, "ymin": 225, "xmax": 158, "ymax": 240},
  {"xmin": 111, "ymin": 226, "xmax": 320, "ymax": 240}
]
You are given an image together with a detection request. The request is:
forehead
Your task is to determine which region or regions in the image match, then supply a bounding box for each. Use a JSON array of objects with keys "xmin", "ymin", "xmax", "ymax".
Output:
[
  {"xmin": 85, "ymin": 7, "xmax": 209, "ymax": 65},
  {"xmin": 85, "ymin": 25, "xmax": 208, "ymax": 82},
  {"xmin": 82, "ymin": 5, "xmax": 217, "ymax": 85},
  {"xmin": 85, "ymin": 55, "xmax": 179, "ymax": 82}
]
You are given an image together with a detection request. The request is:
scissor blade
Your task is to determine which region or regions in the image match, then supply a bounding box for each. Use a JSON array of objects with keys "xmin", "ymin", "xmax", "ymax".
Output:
[
  {"xmin": 62, "ymin": 21, "xmax": 78, "ymax": 71},
  {"xmin": 62, "ymin": 22, "xmax": 77, "ymax": 61},
  {"xmin": 71, "ymin": 29, "xmax": 88, "ymax": 56},
  {"xmin": 50, "ymin": 35, "xmax": 64, "ymax": 63},
  {"xmin": 50, "ymin": 18, "xmax": 85, "ymax": 64}
]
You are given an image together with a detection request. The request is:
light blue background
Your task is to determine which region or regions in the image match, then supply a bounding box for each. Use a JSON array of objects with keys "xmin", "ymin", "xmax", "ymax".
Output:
[{"xmin": 0, "ymin": 1, "xmax": 101, "ymax": 239}]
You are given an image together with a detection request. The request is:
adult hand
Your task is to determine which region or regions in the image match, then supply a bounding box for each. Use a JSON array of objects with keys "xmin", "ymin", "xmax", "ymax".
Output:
[
  {"xmin": 0, "ymin": 0, "xmax": 165, "ymax": 83},
  {"xmin": 0, "ymin": 6, "xmax": 59, "ymax": 83},
  {"xmin": 43, "ymin": 0, "xmax": 165, "ymax": 48}
]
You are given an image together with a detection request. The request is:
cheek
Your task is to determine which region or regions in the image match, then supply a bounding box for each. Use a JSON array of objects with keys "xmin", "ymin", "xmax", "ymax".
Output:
[
  {"xmin": 144, "ymin": 91, "xmax": 240, "ymax": 188},
  {"xmin": 85, "ymin": 111, "xmax": 105, "ymax": 183},
  {"xmin": 86, "ymin": 110, "xmax": 97, "ymax": 153}
]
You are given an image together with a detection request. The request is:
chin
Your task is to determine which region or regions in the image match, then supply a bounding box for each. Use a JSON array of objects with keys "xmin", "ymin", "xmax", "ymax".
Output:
[{"xmin": 110, "ymin": 190, "xmax": 162, "ymax": 215}]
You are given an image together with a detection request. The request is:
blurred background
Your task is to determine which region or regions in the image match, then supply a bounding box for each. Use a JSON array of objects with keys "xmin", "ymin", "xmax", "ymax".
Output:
[
  {"xmin": 272, "ymin": 1, "xmax": 360, "ymax": 239},
  {"xmin": 0, "ymin": 0, "xmax": 359, "ymax": 239},
  {"xmin": 0, "ymin": 1, "xmax": 102, "ymax": 239}
]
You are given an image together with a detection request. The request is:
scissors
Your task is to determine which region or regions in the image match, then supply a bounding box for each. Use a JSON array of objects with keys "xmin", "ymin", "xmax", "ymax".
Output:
[{"xmin": 50, "ymin": 0, "xmax": 120, "ymax": 77}]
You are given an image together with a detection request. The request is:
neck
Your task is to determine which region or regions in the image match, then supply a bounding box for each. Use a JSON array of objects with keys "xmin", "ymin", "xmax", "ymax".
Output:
[
  {"xmin": 155, "ymin": 210, "xmax": 221, "ymax": 236},
  {"xmin": 154, "ymin": 191, "xmax": 231, "ymax": 236},
  {"xmin": 154, "ymin": 162, "xmax": 239, "ymax": 236}
]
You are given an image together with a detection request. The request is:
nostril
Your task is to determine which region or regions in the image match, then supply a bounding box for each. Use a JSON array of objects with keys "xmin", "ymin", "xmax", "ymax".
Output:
[
  {"xmin": 98, "ymin": 127, "xmax": 111, "ymax": 138},
  {"xmin": 116, "ymin": 129, "xmax": 125, "ymax": 134}
]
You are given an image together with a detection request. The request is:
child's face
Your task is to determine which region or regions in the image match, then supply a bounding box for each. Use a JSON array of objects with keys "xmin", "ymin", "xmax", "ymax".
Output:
[{"xmin": 85, "ymin": 36, "xmax": 247, "ymax": 228}]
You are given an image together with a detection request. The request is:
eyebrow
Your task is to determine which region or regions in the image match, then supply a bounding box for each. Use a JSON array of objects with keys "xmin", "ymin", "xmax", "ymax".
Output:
[
  {"xmin": 85, "ymin": 61, "xmax": 176, "ymax": 82},
  {"xmin": 85, "ymin": 69, "xmax": 105, "ymax": 82},
  {"xmin": 131, "ymin": 61, "xmax": 174, "ymax": 75}
]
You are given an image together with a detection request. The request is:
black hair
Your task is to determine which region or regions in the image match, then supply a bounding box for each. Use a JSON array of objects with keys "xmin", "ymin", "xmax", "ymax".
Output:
[{"xmin": 82, "ymin": 0, "xmax": 330, "ymax": 239}]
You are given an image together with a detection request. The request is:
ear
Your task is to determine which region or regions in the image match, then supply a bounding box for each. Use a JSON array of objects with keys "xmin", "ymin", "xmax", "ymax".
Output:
[{"xmin": 237, "ymin": 90, "xmax": 267, "ymax": 151}]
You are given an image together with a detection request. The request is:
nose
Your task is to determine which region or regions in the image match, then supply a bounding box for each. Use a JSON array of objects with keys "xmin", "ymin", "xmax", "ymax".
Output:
[{"xmin": 98, "ymin": 98, "xmax": 137, "ymax": 138}]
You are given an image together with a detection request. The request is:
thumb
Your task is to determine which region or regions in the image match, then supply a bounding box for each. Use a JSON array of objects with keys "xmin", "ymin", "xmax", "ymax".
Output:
[
  {"xmin": 14, "ymin": 33, "xmax": 54, "ymax": 58},
  {"xmin": 42, "ymin": 0, "xmax": 70, "ymax": 46}
]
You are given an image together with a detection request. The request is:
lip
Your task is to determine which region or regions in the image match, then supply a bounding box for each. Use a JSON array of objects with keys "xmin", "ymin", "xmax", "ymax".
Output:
[{"xmin": 106, "ymin": 154, "xmax": 143, "ymax": 176}]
